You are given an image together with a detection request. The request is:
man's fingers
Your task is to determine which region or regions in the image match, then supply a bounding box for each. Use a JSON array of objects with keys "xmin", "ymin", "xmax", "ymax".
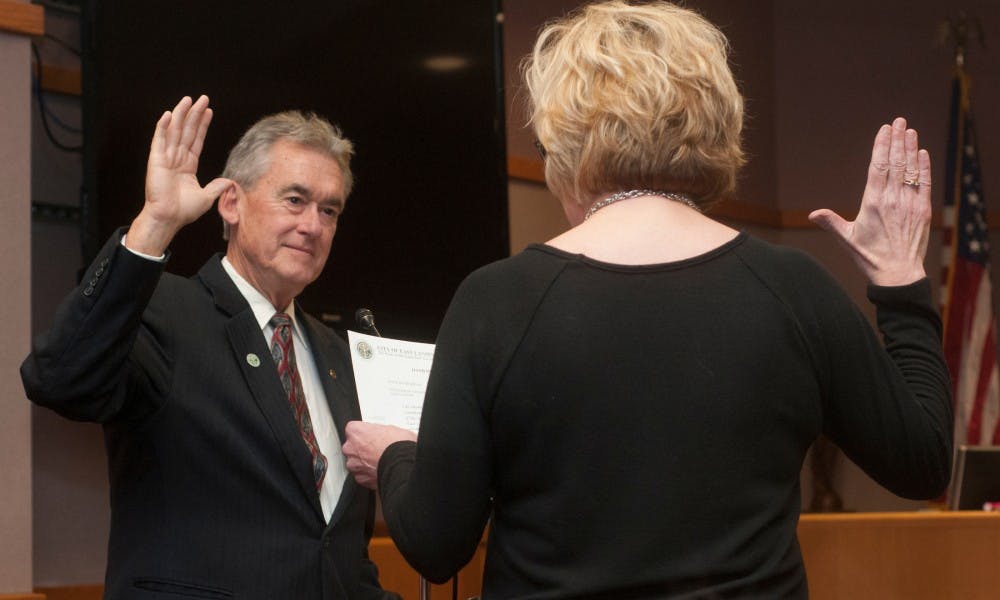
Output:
[
  {"xmin": 189, "ymin": 106, "xmax": 214, "ymax": 159},
  {"xmin": 179, "ymin": 95, "xmax": 210, "ymax": 153},
  {"xmin": 203, "ymin": 178, "xmax": 233, "ymax": 201},
  {"xmin": 163, "ymin": 96, "xmax": 193, "ymax": 152},
  {"xmin": 149, "ymin": 111, "xmax": 171, "ymax": 157}
]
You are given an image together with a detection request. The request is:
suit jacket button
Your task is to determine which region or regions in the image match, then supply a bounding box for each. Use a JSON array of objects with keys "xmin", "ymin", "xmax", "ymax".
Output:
[
  {"xmin": 322, "ymin": 537, "xmax": 331, "ymax": 548},
  {"xmin": 83, "ymin": 286, "xmax": 94, "ymax": 296},
  {"xmin": 100, "ymin": 258, "xmax": 110, "ymax": 267}
]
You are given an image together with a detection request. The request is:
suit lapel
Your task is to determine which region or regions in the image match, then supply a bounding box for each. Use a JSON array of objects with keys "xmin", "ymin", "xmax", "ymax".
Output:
[
  {"xmin": 299, "ymin": 310, "xmax": 359, "ymax": 526},
  {"xmin": 197, "ymin": 257, "xmax": 325, "ymax": 521},
  {"xmin": 299, "ymin": 313, "xmax": 357, "ymax": 438}
]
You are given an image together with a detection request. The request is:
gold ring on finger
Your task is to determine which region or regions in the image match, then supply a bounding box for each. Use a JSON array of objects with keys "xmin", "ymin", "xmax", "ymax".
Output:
[{"xmin": 903, "ymin": 178, "xmax": 920, "ymax": 188}]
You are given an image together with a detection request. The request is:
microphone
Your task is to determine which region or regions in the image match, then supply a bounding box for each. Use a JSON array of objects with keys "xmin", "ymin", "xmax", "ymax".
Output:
[{"xmin": 355, "ymin": 308, "xmax": 381, "ymax": 337}]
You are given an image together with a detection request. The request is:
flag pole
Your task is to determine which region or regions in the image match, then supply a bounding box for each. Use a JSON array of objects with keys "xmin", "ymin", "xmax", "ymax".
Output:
[
  {"xmin": 938, "ymin": 12, "xmax": 982, "ymax": 337},
  {"xmin": 937, "ymin": 10, "xmax": 985, "ymax": 70},
  {"xmin": 938, "ymin": 11, "xmax": 998, "ymax": 506}
]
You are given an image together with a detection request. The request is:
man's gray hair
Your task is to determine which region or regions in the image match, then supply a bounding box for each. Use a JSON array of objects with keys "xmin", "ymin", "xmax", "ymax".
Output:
[{"xmin": 221, "ymin": 110, "xmax": 355, "ymax": 239}]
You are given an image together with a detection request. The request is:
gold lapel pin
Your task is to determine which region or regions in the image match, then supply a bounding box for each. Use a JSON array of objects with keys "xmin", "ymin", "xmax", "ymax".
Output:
[{"xmin": 328, "ymin": 368, "xmax": 337, "ymax": 379}]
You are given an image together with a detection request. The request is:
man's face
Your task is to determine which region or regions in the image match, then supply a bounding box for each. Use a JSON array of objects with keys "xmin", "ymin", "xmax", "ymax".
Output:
[{"xmin": 224, "ymin": 139, "xmax": 346, "ymax": 308}]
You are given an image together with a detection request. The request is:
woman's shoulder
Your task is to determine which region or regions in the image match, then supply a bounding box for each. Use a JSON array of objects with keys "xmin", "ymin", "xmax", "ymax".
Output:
[
  {"xmin": 728, "ymin": 235, "xmax": 862, "ymax": 318},
  {"xmin": 446, "ymin": 246, "xmax": 571, "ymax": 315},
  {"xmin": 461, "ymin": 245, "xmax": 570, "ymax": 287},
  {"xmin": 735, "ymin": 235, "xmax": 839, "ymax": 284},
  {"xmin": 737, "ymin": 234, "xmax": 816, "ymax": 264}
]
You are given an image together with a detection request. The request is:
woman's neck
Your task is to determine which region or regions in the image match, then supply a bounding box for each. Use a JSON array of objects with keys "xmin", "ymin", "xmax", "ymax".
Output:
[{"xmin": 546, "ymin": 196, "xmax": 738, "ymax": 265}]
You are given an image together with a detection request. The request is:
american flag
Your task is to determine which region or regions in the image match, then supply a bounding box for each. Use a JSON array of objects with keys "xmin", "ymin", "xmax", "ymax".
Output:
[{"xmin": 941, "ymin": 71, "xmax": 999, "ymax": 447}]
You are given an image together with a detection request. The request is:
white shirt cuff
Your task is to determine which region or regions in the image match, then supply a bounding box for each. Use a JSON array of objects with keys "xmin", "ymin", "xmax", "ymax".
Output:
[{"xmin": 120, "ymin": 234, "xmax": 167, "ymax": 263}]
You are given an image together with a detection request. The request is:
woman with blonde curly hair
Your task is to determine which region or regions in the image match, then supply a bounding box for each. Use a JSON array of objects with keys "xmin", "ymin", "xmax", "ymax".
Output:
[{"xmin": 344, "ymin": 2, "xmax": 951, "ymax": 597}]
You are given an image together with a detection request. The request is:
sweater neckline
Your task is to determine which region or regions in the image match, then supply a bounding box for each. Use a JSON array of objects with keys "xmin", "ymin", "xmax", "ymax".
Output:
[{"xmin": 526, "ymin": 231, "xmax": 748, "ymax": 272}]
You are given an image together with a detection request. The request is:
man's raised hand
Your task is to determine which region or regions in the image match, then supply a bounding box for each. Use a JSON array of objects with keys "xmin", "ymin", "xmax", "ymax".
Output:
[{"xmin": 127, "ymin": 95, "xmax": 233, "ymax": 256}]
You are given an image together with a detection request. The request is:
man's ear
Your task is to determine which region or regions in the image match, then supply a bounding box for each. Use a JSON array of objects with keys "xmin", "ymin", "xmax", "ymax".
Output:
[{"xmin": 217, "ymin": 183, "xmax": 241, "ymax": 227}]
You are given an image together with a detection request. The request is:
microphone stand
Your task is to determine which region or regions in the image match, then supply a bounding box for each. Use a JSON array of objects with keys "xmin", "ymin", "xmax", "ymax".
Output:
[{"xmin": 355, "ymin": 309, "xmax": 432, "ymax": 600}]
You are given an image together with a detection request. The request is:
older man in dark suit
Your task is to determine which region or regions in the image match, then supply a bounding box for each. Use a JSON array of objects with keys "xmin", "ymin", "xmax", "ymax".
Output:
[{"xmin": 22, "ymin": 95, "xmax": 399, "ymax": 600}]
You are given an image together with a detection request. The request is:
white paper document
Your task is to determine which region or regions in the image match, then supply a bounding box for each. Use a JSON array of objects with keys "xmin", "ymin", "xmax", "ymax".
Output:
[{"xmin": 347, "ymin": 330, "xmax": 435, "ymax": 433}]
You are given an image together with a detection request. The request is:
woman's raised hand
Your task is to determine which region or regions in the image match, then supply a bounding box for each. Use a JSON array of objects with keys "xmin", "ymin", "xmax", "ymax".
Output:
[{"xmin": 809, "ymin": 117, "xmax": 932, "ymax": 286}]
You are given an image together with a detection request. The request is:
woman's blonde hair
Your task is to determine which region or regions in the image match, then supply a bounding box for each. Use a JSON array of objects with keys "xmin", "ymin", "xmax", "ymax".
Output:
[{"xmin": 523, "ymin": 0, "xmax": 745, "ymax": 210}]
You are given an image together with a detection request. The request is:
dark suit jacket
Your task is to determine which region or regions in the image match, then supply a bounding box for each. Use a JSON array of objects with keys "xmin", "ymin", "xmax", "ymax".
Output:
[{"xmin": 22, "ymin": 231, "xmax": 400, "ymax": 600}]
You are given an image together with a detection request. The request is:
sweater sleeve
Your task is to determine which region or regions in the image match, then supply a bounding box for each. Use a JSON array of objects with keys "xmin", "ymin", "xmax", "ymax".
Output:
[
  {"xmin": 377, "ymin": 272, "xmax": 496, "ymax": 583},
  {"xmin": 377, "ymin": 252, "xmax": 567, "ymax": 583},
  {"xmin": 817, "ymin": 278, "xmax": 953, "ymax": 499}
]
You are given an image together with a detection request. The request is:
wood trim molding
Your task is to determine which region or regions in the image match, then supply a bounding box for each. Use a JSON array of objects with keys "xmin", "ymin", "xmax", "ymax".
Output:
[
  {"xmin": 0, "ymin": 0, "xmax": 43, "ymax": 37},
  {"xmin": 508, "ymin": 154, "xmax": 545, "ymax": 183},
  {"xmin": 507, "ymin": 155, "xmax": 815, "ymax": 229},
  {"xmin": 32, "ymin": 585, "xmax": 101, "ymax": 600},
  {"xmin": 0, "ymin": 593, "xmax": 46, "ymax": 600},
  {"xmin": 39, "ymin": 64, "xmax": 81, "ymax": 96}
]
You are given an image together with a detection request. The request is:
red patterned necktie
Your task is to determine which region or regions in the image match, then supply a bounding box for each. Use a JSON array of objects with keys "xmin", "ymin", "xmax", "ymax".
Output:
[{"xmin": 270, "ymin": 312, "xmax": 327, "ymax": 490}]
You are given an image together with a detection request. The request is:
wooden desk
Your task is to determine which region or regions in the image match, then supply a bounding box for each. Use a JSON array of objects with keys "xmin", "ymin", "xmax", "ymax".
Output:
[
  {"xmin": 31, "ymin": 512, "xmax": 1000, "ymax": 600},
  {"xmin": 798, "ymin": 511, "xmax": 1000, "ymax": 600}
]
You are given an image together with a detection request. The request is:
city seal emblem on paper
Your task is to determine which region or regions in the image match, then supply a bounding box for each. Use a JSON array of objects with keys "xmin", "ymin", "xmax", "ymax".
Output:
[{"xmin": 356, "ymin": 340, "xmax": 374, "ymax": 360}]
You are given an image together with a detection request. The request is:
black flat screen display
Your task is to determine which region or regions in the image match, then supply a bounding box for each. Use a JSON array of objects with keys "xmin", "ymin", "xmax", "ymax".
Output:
[{"xmin": 82, "ymin": 0, "xmax": 508, "ymax": 341}]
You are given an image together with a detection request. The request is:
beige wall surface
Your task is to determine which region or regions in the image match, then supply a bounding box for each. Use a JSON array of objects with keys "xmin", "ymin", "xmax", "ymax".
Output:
[
  {"xmin": 0, "ymin": 28, "xmax": 35, "ymax": 593},
  {"xmin": 773, "ymin": 0, "xmax": 999, "ymax": 215},
  {"xmin": 26, "ymin": 7, "xmax": 109, "ymax": 586}
]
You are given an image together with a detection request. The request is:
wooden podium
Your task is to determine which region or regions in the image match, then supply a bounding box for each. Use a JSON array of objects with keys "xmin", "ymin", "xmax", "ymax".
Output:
[
  {"xmin": 369, "ymin": 512, "xmax": 1000, "ymax": 600},
  {"xmin": 29, "ymin": 511, "xmax": 1000, "ymax": 600},
  {"xmin": 799, "ymin": 512, "xmax": 1000, "ymax": 600}
]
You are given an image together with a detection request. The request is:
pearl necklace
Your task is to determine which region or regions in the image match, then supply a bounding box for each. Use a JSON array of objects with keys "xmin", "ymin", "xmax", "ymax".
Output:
[{"xmin": 584, "ymin": 189, "xmax": 700, "ymax": 221}]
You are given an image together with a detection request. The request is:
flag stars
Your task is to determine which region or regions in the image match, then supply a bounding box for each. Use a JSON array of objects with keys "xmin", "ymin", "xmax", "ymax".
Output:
[
  {"xmin": 968, "ymin": 192, "xmax": 980, "ymax": 205},
  {"xmin": 970, "ymin": 240, "xmax": 982, "ymax": 254},
  {"xmin": 965, "ymin": 174, "xmax": 974, "ymax": 185},
  {"xmin": 965, "ymin": 145, "xmax": 975, "ymax": 157}
]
